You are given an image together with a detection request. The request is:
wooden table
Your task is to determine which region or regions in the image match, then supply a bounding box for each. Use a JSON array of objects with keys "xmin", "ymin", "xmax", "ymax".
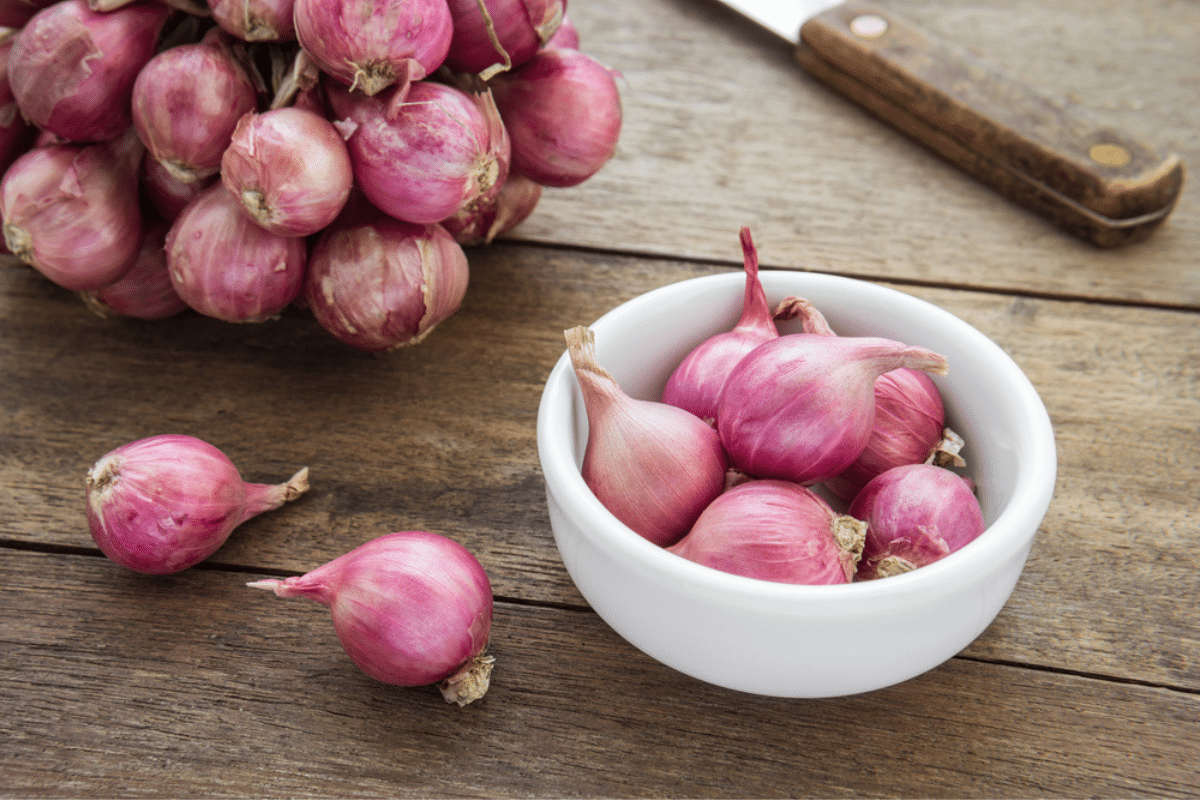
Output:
[{"xmin": 3, "ymin": 0, "xmax": 1198, "ymax": 796}]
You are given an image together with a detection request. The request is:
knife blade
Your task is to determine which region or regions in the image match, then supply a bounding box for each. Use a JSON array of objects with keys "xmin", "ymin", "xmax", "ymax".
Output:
[{"xmin": 716, "ymin": 0, "xmax": 1184, "ymax": 247}]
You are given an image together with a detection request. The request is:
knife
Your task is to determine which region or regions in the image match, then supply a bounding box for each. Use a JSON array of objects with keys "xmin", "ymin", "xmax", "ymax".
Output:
[{"xmin": 716, "ymin": 0, "xmax": 1184, "ymax": 247}]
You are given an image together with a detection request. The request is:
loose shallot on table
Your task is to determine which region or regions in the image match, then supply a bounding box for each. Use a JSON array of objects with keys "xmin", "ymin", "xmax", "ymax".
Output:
[
  {"xmin": 248, "ymin": 531, "xmax": 496, "ymax": 706},
  {"xmin": 86, "ymin": 434, "xmax": 309, "ymax": 575}
]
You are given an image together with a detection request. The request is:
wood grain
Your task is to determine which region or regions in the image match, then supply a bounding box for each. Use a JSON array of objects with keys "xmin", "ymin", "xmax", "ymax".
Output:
[
  {"xmin": 2, "ymin": 0, "xmax": 1198, "ymax": 795},
  {"xmin": 2, "ymin": 550, "xmax": 1197, "ymax": 799},
  {"xmin": 514, "ymin": 0, "xmax": 1200, "ymax": 306},
  {"xmin": 3, "ymin": 239, "xmax": 1198, "ymax": 693}
]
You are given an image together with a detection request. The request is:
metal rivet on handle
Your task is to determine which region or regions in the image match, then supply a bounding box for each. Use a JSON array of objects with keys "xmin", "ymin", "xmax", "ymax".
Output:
[
  {"xmin": 849, "ymin": 14, "xmax": 889, "ymax": 39},
  {"xmin": 1089, "ymin": 143, "xmax": 1132, "ymax": 167}
]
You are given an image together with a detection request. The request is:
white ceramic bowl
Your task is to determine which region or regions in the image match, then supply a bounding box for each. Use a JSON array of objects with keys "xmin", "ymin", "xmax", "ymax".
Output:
[{"xmin": 537, "ymin": 270, "xmax": 1057, "ymax": 698}]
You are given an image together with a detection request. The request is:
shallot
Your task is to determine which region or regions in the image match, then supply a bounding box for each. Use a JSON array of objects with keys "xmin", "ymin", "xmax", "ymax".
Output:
[
  {"xmin": 778, "ymin": 296, "xmax": 967, "ymax": 501},
  {"xmin": 824, "ymin": 368, "xmax": 965, "ymax": 502},
  {"xmin": 565, "ymin": 325, "xmax": 727, "ymax": 547},
  {"xmin": 293, "ymin": 0, "xmax": 453, "ymax": 97},
  {"xmin": 0, "ymin": 32, "xmax": 33, "ymax": 175},
  {"xmin": 80, "ymin": 220, "xmax": 187, "ymax": 320},
  {"xmin": 488, "ymin": 47, "xmax": 621, "ymax": 187},
  {"xmin": 165, "ymin": 182, "xmax": 308, "ymax": 322},
  {"xmin": 668, "ymin": 479, "xmax": 865, "ymax": 585},
  {"xmin": 440, "ymin": 170, "xmax": 541, "ymax": 245},
  {"xmin": 716, "ymin": 333, "xmax": 948, "ymax": 485},
  {"xmin": 304, "ymin": 197, "xmax": 470, "ymax": 351},
  {"xmin": 849, "ymin": 463, "xmax": 985, "ymax": 580},
  {"xmin": 221, "ymin": 106, "xmax": 353, "ymax": 238},
  {"xmin": 0, "ymin": 128, "xmax": 143, "ymax": 291},
  {"xmin": 443, "ymin": 0, "xmax": 566, "ymax": 77},
  {"xmin": 140, "ymin": 153, "xmax": 217, "ymax": 222},
  {"xmin": 248, "ymin": 531, "xmax": 495, "ymax": 706},
  {"xmin": 209, "ymin": 0, "xmax": 296, "ymax": 42},
  {"xmin": 6, "ymin": 0, "xmax": 169, "ymax": 142},
  {"xmin": 661, "ymin": 226, "xmax": 778, "ymax": 423},
  {"xmin": 86, "ymin": 434, "xmax": 309, "ymax": 574},
  {"xmin": 327, "ymin": 77, "xmax": 510, "ymax": 225},
  {"xmin": 544, "ymin": 12, "xmax": 578, "ymax": 48},
  {"xmin": 131, "ymin": 27, "xmax": 259, "ymax": 185}
]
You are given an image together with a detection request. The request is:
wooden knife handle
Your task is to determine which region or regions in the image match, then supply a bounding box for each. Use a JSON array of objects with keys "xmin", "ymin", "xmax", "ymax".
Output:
[{"xmin": 796, "ymin": 0, "xmax": 1184, "ymax": 247}]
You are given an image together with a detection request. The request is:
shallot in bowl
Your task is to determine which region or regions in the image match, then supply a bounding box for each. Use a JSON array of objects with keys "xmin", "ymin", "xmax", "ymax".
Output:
[{"xmin": 536, "ymin": 269, "xmax": 1056, "ymax": 698}]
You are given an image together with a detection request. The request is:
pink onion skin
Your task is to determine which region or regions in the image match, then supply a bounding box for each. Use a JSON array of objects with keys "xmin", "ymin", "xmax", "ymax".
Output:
[
  {"xmin": 305, "ymin": 198, "xmax": 470, "ymax": 352},
  {"xmin": 489, "ymin": 47, "xmax": 620, "ymax": 188},
  {"xmin": 165, "ymin": 182, "xmax": 308, "ymax": 323},
  {"xmin": 716, "ymin": 333, "xmax": 949, "ymax": 486},
  {"xmin": 131, "ymin": 27, "xmax": 259, "ymax": 184},
  {"xmin": 294, "ymin": 0, "xmax": 453, "ymax": 97},
  {"xmin": 662, "ymin": 227, "xmax": 777, "ymax": 423},
  {"xmin": 81, "ymin": 220, "xmax": 188, "ymax": 320},
  {"xmin": 221, "ymin": 107, "xmax": 353, "ymax": 238},
  {"xmin": 248, "ymin": 531, "xmax": 495, "ymax": 705},
  {"xmin": 140, "ymin": 152, "xmax": 218, "ymax": 222},
  {"xmin": 0, "ymin": 34, "xmax": 35, "ymax": 175},
  {"xmin": 544, "ymin": 11, "xmax": 578, "ymax": 48},
  {"xmin": 443, "ymin": 0, "xmax": 565, "ymax": 75},
  {"xmin": 824, "ymin": 367, "xmax": 949, "ymax": 502},
  {"xmin": 7, "ymin": 0, "xmax": 169, "ymax": 142},
  {"xmin": 86, "ymin": 434, "xmax": 309, "ymax": 575},
  {"xmin": 565, "ymin": 325, "xmax": 728, "ymax": 548},
  {"xmin": 668, "ymin": 480, "xmax": 865, "ymax": 585},
  {"xmin": 849, "ymin": 463, "xmax": 985, "ymax": 580},
  {"xmin": 209, "ymin": 0, "xmax": 296, "ymax": 42},
  {"xmin": 440, "ymin": 170, "xmax": 541, "ymax": 245},
  {"xmin": 327, "ymin": 78, "xmax": 510, "ymax": 225},
  {"xmin": 1, "ymin": 129, "xmax": 143, "ymax": 291}
]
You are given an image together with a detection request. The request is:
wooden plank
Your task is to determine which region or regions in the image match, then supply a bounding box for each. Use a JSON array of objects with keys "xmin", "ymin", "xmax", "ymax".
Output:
[
  {"xmin": 1, "ymin": 550, "xmax": 1197, "ymax": 798},
  {"xmin": 514, "ymin": 0, "xmax": 1200, "ymax": 306},
  {"xmin": 2, "ymin": 243, "xmax": 1199, "ymax": 691}
]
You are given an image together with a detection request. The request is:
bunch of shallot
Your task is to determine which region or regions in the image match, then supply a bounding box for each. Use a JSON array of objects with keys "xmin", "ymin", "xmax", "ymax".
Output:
[
  {"xmin": 84, "ymin": 433, "xmax": 498, "ymax": 705},
  {"xmin": 566, "ymin": 228, "xmax": 986, "ymax": 585},
  {"xmin": 0, "ymin": 0, "xmax": 622, "ymax": 350}
]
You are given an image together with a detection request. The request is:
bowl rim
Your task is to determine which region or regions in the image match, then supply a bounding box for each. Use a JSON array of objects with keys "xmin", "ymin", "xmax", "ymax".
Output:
[{"xmin": 537, "ymin": 269, "xmax": 1057, "ymax": 603}]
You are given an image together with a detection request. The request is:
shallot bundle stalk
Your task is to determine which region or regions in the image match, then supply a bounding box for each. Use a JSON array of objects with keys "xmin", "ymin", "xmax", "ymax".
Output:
[
  {"xmin": 716, "ymin": 333, "xmax": 949, "ymax": 485},
  {"xmin": 304, "ymin": 196, "xmax": 470, "ymax": 352},
  {"xmin": 80, "ymin": 219, "xmax": 187, "ymax": 320},
  {"xmin": 131, "ymin": 27, "xmax": 260, "ymax": 186},
  {"xmin": 248, "ymin": 531, "xmax": 495, "ymax": 706},
  {"xmin": 294, "ymin": 0, "xmax": 453, "ymax": 97},
  {"xmin": 327, "ymin": 77, "xmax": 510, "ymax": 225},
  {"xmin": 565, "ymin": 325, "xmax": 727, "ymax": 547},
  {"xmin": 221, "ymin": 106, "xmax": 354, "ymax": 237},
  {"xmin": 849, "ymin": 463, "xmax": 985, "ymax": 580},
  {"xmin": 443, "ymin": 0, "xmax": 566, "ymax": 78},
  {"xmin": 668, "ymin": 479, "xmax": 866, "ymax": 585},
  {"xmin": 662, "ymin": 226, "xmax": 778, "ymax": 423},
  {"xmin": 209, "ymin": 0, "xmax": 297, "ymax": 42},
  {"xmin": 0, "ymin": 128, "xmax": 144, "ymax": 291},
  {"xmin": 488, "ymin": 47, "xmax": 621, "ymax": 187},
  {"xmin": 86, "ymin": 434, "xmax": 309, "ymax": 574},
  {"xmin": 165, "ymin": 182, "xmax": 308, "ymax": 322},
  {"xmin": 6, "ymin": 0, "xmax": 169, "ymax": 142}
]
